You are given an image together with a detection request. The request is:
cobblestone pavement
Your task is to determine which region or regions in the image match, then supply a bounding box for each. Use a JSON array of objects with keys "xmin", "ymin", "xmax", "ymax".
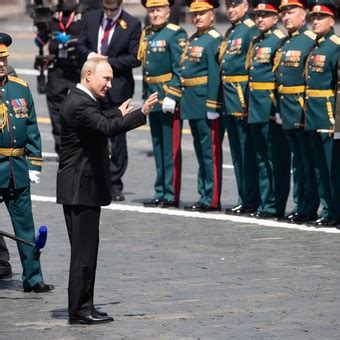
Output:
[{"xmin": 0, "ymin": 14, "xmax": 339, "ymax": 340}]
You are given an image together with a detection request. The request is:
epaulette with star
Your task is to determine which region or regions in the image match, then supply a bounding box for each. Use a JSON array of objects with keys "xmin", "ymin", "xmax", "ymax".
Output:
[
  {"xmin": 304, "ymin": 30, "xmax": 317, "ymax": 40},
  {"xmin": 167, "ymin": 23, "xmax": 180, "ymax": 31}
]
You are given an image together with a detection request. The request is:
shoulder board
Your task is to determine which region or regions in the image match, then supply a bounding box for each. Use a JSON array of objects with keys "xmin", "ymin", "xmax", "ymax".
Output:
[
  {"xmin": 244, "ymin": 18, "xmax": 255, "ymax": 28},
  {"xmin": 8, "ymin": 76, "xmax": 28, "ymax": 87},
  {"xmin": 208, "ymin": 30, "xmax": 221, "ymax": 38},
  {"xmin": 330, "ymin": 34, "xmax": 340, "ymax": 45},
  {"xmin": 304, "ymin": 30, "xmax": 317, "ymax": 40},
  {"xmin": 167, "ymin": 23, "xmax": 180, "ymax": 31},
  {"xmin": 273, "ymin": 29, "xmax": 286, "ymax": 39}
]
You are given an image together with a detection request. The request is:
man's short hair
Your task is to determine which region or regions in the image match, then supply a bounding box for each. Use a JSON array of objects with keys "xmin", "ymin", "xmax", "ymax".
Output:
[{"xmin": 81, "ymin": 58, "xmax": 108, "ymax": 79}]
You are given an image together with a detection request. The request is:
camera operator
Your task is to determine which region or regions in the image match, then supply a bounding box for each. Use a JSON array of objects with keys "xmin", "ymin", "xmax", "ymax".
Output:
[{"xmin": 34, "ymin": 0, "xmax": 88, "ymax": 156}]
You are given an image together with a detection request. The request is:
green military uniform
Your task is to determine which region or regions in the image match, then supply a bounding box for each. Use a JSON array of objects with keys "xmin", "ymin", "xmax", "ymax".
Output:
[
  {"xmin": 181, "ymin": 24, "xmax": 224, "ymax": 210},
  {"xmin": 0, "ymin": 74, "xmax": 44, "ymax": 289},
  {"xmin": 305, "ymin": 1, "xmax": 340, "ymax": 226},
  {"xmin": 139, "ymin": 21, "xmax": 187, "ymax": 205},
  {"xmin": 275, "ymin": 19, "xmax": 319, "ymax": 220},
  {"xmin": 247, "ymin": 10, "xmax": 291, "ymax": 218},
  {"xmin": 220, "ymin": 13, "xmax": 260, "ymax": 213}
]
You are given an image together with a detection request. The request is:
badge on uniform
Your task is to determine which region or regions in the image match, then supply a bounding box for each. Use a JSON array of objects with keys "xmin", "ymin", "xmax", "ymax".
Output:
[
  {"xmin": 256, "ymin": 47, "xmax": 271, "ymax": 63},
  {"xmin": 11, "ymin": 98, "xmax": 28, "ymax": 118},
  {"xmin": 311, "ymin": 54, "xmax": 326, "ymax": 72},
  {"xmin": 228, "ymin": 38, "xmax": 242, "ymax": 54},
  {"xmin": 150, "ymin": 40, "xmax": 167, "ymax": 52},
  {"xmin": 284, "ymin": 50, "xmax": 301, "ymax": 67},
  {"xmin": 189, "ymin": 46, "xmax": 203, "ymax": 62}
]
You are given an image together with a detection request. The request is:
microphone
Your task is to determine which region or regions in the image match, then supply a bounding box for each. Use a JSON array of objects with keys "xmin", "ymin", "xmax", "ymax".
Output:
[{"xmin": 35, "ymin": 225, "xmax": 48, "ymax": 250}]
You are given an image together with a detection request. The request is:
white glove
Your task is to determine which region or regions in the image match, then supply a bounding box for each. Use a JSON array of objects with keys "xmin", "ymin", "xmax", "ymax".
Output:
[
  {"xmin": 29, "ymin": 170, "xmax": 40, "ymax": 184},
  {"xmin": 162, "ymin": 96, "xmax": 176, "ymax": 113},
  {"xmin": 275, "ymin": 112, "xmax": 282, "ymax": 125},
  {"xmin": 207, "ymin": 111, "xmax": 220, "ymax": 120},
  {"xmin": 334, "ymin": 132, "xmax": 340, "ymax": 140}
]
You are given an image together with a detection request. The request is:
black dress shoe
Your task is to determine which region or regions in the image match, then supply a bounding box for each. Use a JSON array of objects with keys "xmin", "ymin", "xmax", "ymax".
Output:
[
  {"xmin": 225, "ymin": 204, "xmax": 242, "ymax": 214},
  {"xmin": 285, "ymin": 211, "xmax": 298, "ymax": 220},
  {"xmin": 250, "ymin": 211, "xmax": 283, "ymax": 219},
  {"xmin": 184, "ymin": 202, "xmax": 220, "ymax": 212},
  {"xmin": 229, "ymin": 206, "xmax": 257, "ymax": 215},
  {"xmin": 112, "ymin": 191, "xmax": 125, "ymax": 202},
  {"xmin": 314, "ymin": 216, "xmax": 337, "ymax": 227},
  {"xmin": 0, "ymin": 261, "xmax": 12, "ymax": 279},
  {"xmin": 93, "ymin": 308, "xmax": 108, "ymax": 317},
  {"xmin": 288, "ymin": 213, "xmax": 317, "ymax": 224},
  {"xmin": 69, "ymin": 313, "xmax": 114, "ymax": 325},
  {"xmin": 161, "ymin": 200, "xmax": 179, "ymax": 208},
  {"xmin": 24, "ymin": 282, "xmax": 55, "ymax": 293},
  {"xmin": 143, "ymin": 198, "xmax": 163, "ymax": 207}
]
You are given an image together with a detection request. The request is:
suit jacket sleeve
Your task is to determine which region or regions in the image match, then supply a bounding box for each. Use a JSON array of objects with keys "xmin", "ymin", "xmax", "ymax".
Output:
[
  {"xmin": 75, "ymin": 101, "xmax": 146, "ymax": 136},
  {"xmin": 106, "ymin": 19, "xmax": 142, "ymax": 72},
  {"xmin": 75, "ymin": 12, "xmax": 93, "ymax": 63}
]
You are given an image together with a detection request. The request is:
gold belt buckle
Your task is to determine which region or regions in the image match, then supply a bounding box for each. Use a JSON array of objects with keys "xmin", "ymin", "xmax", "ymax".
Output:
[{"xmin": 11, "ymin": 149, "xmax": 18, "ymax": 157}]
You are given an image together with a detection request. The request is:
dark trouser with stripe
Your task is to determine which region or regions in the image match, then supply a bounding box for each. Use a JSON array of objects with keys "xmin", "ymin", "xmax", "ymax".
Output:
[
  {"xmin": 250, "ymin": 121, "xmax": 291, "ymax": 216},
  {"xmin": 285, "ymin": 129, "xmax": 319, "ymax": 216},
  {"xmin": 149, "ymin": 110, "xmax": 182, "ymax": 203},
  {"xmin": 308, "ymin": 131, "xmax": 336, "ymax": 219},
  {"xmin": 0, "ymin": 186, "xmax": 43, "ymax": 288},
  {"xmin": 63, "ymin": 205, "xmax": 101, "ymax": 318},
  {"xmin": 225, "ymin": 116, "xmax": 260, "ymax": 209},
  {"xmin": 189, "ymin": 117, "xmax": 223, "ymax": 208}
]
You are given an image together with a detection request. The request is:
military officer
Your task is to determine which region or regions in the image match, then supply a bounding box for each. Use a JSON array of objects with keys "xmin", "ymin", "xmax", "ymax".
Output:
[
  {"xmin": 0, "ymin": 33, "xmax": 54, "ymax": 292},
  {"xmin": 181, "ymin": 0, "xmax": 224, "ymax": 212},
  {"xmin": 220, "ymin": 0, "xmax": 260, "ymax": 215},
  {"xmin": 304, "ymin": 0, "xmax": 340, "ymax": 227},
  {"xmin": 275, "ymin": 0, "xmax": 319, "ymax": 223},
  {"xmin": 247, "ymin": 0, "xmax": 291, "ymax": 219},
  {"xmin": 138, "ymin": 0, "xmax": 187, "ymax": 208}
]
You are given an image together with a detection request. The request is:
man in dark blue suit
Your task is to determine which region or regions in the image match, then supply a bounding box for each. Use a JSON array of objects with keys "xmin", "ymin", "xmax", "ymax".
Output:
[{"xmin": 76, "ymin": 0, "xmax": 142, "ymax": 201}]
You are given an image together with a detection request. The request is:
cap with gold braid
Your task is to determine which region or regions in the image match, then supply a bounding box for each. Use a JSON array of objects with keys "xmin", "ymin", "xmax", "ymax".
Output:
[
  {"xmin": 308, "ymin": 0, "xmax": 336, "ymax": 17},
  {"xmin": 142, "ymin": 0, "xmax": 174, "ymax": 7},
  {"xmin": 279, "ymin": 0, "xmax": 307, "ymax": 10},
  {"xmin": 0, "ymin": 33, "xmax": 12, "ymax": 58},
  {"xmin": 253, "ymin": 0, "xmax": 280, "ymax": 13},
  {"xmin": 185, "ymin": 0, "xmax": 220, "ymax": 13}
]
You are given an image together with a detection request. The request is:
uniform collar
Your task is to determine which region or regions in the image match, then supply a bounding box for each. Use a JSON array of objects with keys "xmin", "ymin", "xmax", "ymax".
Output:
[
  {"xmin": 234, "ymin": 13, "xmax": 250, "ymax": 26},
  {"xmin": 263, "ymin": 24, "xmax": 278, "ymax": 36},
  {"xmin": 196, "ymin": 24, "xmax": 214, "ymax": 36},
  {"xmin": 289, "ymin": 23, "xmax": 307, "ymax": 37},
  {"xmin": 151, "ymin": 22, "xmax": 167, "ymax": 32},
  {"xmin": 317, "ymin": 28, "xmax": 334, "ymax": 43}
]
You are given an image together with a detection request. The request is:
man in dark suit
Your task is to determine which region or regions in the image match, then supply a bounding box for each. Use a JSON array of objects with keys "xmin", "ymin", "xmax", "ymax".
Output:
[
  {"xmin": 76, "ymin": 0, "xmax": 142, "ymax": 202},
  {"xmin": 57, "ymin": 58, "xmax": 157, "ymax": 324}
]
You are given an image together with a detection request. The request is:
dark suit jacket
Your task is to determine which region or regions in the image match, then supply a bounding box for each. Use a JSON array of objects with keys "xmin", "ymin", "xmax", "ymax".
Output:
[
  {"xmin": 76, "ymin": 9, "xmax": 141, "ymax": 104},
  {"xmin": 56, "ymin": 87, "xmax": 146, "ymax": 206}
]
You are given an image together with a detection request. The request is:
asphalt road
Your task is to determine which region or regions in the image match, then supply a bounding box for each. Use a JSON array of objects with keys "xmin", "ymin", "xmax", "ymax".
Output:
[{"xmin": 0, "ymin": 15, "xmax": 339, "ymax": 339}]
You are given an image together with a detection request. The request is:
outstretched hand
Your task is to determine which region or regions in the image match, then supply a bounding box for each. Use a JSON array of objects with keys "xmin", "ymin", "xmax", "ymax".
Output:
[
  {"xmin": 141, "ymin": 92, "xmax": 158, "ymax": 115},
  {"xmin": 119, "ymin": 99, "xmax": 134, "ymax": 116}
]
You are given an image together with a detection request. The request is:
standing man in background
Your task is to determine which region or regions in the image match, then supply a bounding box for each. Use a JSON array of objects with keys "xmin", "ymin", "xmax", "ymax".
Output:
[
  {"xmin": 139, "ymin": 0, "xmax": 187, "ymax": 208},
  {"xmin": 220, "ymin": 0, "xmax": 260, "ymax": 215},
  {"xmin": 247, "ymin": 0, "xmax": 291, "ymax": 219},
  {"xmin": 35, "ymin": 0, "xmax": 88, "ymax": 157},
  {"xmin": 0, "ymin": 33, "xmax": 54, "ymax": 292},
  {"xmin": 304, "ymin": 0, "xmax": 339, "ymax": 227},
  {"xmin": 76, "ymin": 0, "xmax": 142, "ymax": 202},
  {"xmin": 181, "ymin": 0, "xmax": 224, "ymax": 212},
  {"xmin": 275, "ymin": 0, "xmax": 319, "ymax": 223}
]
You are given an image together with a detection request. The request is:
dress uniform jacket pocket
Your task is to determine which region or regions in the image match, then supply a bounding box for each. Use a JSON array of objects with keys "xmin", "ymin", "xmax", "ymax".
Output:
[{"xmin": 194, "ymin": 86, "xmax": 208, "ymax": 97}]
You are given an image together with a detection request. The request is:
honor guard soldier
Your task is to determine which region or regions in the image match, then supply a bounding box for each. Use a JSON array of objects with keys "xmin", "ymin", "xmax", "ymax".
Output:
[
  {"xmin": 220, "ymin": 0, "xmax": 260, "ymax": 215},
  {"xmin": 138, "ymin": 0, "xmax": 188, "ymax": 208},
  {"xmin": 181, "ymin": 0, "xmax": 224, "ymax": 212},
  {"xmin": 246, "ymin": 0, "xmax": 291, "ymax": 219},
  {"xmin": 305, "ymin": 0, "xmax": 340, "ymax": 227},
  {"xmin": 0, "ymin": 33, "xmax": 54, "ymax": 292},
  {"xmin": 276, "ymin": 0, "xmax": 319, "ymax": 223},
  {"xmin": 34, "ymin": 0, "xmax": 88, "ymax": 156}
]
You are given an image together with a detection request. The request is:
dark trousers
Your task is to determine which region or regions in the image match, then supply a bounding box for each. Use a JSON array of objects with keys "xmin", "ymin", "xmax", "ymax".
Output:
[
  {"xmin": 63, "ymin": 205, "xmax": 101, "ymax": 318},
  {"xmin": 100, "ymin": 101, "xmax": 128, "ymax": 193},
  {"xmin": 47, "ymin": 66, "xmax": 80, "ymax": 155},
  {"xmin": 0, "ymin": 235, "xmax": 10, "ymax": 263}
]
